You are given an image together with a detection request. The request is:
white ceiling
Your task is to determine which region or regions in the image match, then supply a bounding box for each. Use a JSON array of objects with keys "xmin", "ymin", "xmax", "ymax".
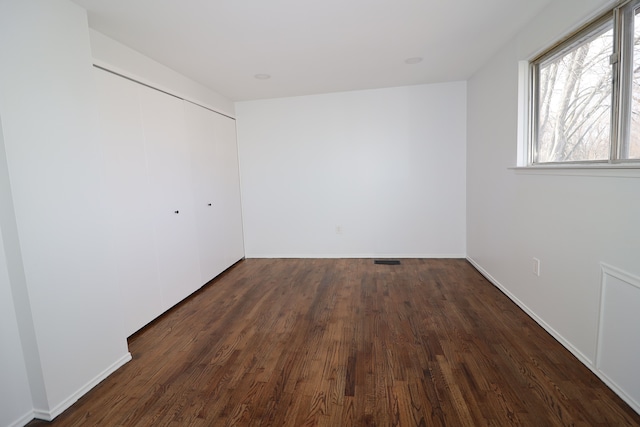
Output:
[{"xmin": 71, "ymin": 0, "xmax": 554, "ymax": 101}]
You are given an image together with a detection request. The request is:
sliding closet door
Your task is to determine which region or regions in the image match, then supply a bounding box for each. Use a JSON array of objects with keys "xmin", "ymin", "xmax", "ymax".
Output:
[
  {"xmin": 94, "ymin": 69, "xmax": 162, "ymax": 336},
  {"xmin": 184, "ymin": 102, "xmax": 226, "ymax": 282},
  {"xmin": 184, "ymin": 102, "xmax": 244, "ymax": 280},
  {"xmin": 95, "ymin": 68, "xmax": 243, "ymax": 334},
  {"xmin": 214, "ymin": 113, "xmax": 245, "ymax": 266},
  {"xmin": 138, "ymin": 86, "xmax": 201, "ymax": 310}
]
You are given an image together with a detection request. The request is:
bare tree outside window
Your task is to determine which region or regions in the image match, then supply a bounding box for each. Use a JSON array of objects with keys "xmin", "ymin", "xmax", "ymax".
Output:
[
  {"xmin": 536, "ymin": 27, "xmax": 613, "ymax": 163},
  {"xmin": 531, "ymin": 1, "xmax": 640, "ymax": 165}
]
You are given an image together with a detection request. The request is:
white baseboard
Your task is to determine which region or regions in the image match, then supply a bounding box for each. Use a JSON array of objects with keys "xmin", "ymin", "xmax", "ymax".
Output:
[
  {"xmin": 467, "ymin": 256, "xmax": 640, "ymax": 416},
  {"xmin": 596, "ymin": 370, "xmax": 640, "ymax": 416},
  {"xmin": 245, "ymin": 253, "xmax": 467, "ymax": 259},
  {"xmin": 33, "ymin": 352, "xmax": 132, "ymax": 422},
  {"xmin": 466, "ymin": 257, "xmax": 593, "ymax": 367},
  {"xmin": 7, "ymin": 410, "xmax": 35, "ymax": 427}
]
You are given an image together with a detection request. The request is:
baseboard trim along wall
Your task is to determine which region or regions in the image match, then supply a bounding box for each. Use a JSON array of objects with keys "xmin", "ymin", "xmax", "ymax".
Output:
[
  {"xmin": 7, "ymin": 410, "xmax": 34, "ymax": 427},
  {"xmin": 245, "ymin": 254, "xmax": 468, "ymax": 259},
  {"xmin": 467, "ymin": 256, "xmax": 640, "ymax": 415},
  {"xmin": 32, "ymin": 352, "xmax": 132, "ymax": 422},
  {"xmin": 466, "ymin": 257, "xmax": 593, "ymax": 365}
]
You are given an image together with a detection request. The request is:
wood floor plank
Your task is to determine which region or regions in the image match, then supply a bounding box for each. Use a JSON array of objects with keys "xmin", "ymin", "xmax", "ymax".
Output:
[{"xmin": 27, "ymin": 258, "xmax": 640, "ymax": 426}]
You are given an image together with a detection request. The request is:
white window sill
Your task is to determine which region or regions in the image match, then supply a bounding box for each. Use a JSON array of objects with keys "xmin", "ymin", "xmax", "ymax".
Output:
[{"xmin": 510, "ymin": 164, "xmax": 640, "ymax": 178}]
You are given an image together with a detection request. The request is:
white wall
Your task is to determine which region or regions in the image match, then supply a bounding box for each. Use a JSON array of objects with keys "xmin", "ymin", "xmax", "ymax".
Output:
[
  {"xmin": 0, "ymin": 0, "xmax": 130, "ymax": 421},
  {"xmin": 89, "ymin": 30, "xmax": 235, "ymax": 118},
  {"xmin": 0, "ymin": 252, "xmax": 32, "ymax": 427},
  {"xmin": 0, "ymin": 116, "xmax": 33, "ymax": 427},
  {"xmin": 0, "ymin": 236, "xmax": 32, "ymax": 427},
  {"xmin": 236, "ymin": 83, "xmax": 467, "ymax": 258},
  {"xmin": 467, "ymin": 0, "xmax": 639, "ymax": 408}
]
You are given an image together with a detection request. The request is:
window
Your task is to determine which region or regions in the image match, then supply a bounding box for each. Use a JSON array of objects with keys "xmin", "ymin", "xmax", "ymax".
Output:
[{"xmin": 530, "ymin": 0, "xmax": 640, "ymax": 165}]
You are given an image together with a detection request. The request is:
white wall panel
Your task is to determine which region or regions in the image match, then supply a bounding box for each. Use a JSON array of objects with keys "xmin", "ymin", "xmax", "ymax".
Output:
[
  {"xmin": 0, "ymin": 115, "xmax": 33, "ymax": 427},
  {"xmin": 236, "ymin": 83, "xmax": 466, "ymax": 258},
  {"xmin": 0, "ymin": 236, "xmax": 33, "ymax": 427},
  {"xmin": 597, "ymin": 265, "xmax": 640, "ymax": 413},
  {"xmin": 94, "ymin": 69, "xmax": 163, "ymax": 336}
]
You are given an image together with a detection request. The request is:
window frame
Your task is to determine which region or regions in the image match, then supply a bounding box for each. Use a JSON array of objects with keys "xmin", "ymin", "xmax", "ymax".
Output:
[{"xmin": 528, "ymin": 0, "xmax": 640, "ymax": 167}]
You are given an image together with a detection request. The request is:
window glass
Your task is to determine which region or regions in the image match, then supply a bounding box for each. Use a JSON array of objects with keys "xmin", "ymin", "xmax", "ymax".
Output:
[
  {"xmin": 629, "ymin": 7, "xmax": 640, "ymax": 159},
  {"xmin": 535, "ymin": 25, "xmax": 614, "ymax": 163}
]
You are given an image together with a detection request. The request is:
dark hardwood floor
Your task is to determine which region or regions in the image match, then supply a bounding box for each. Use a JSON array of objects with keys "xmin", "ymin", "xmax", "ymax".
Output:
[{"xmin": 29, "ymin": 259, "xmax": 640, "ymax": 426}]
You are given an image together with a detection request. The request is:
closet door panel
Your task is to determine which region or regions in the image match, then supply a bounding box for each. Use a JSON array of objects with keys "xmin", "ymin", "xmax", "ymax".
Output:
[
  {"xmin": 184, "ymin": 102, "xmax": 244, "ymax": 277},
  {"xmin": 184, "ymin": 102, "xmax": 226, "ymax": 282},
  {"xmin": 214, "ymin": 114, "xmax": 245, "ymax": 265},
  {"xmin": 138, "ymin": 86, "xmax": 201, "ymax": 309},
  {"xmin": 93, "ymin": 69, "xmax": 162, "ymax": 336}
]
